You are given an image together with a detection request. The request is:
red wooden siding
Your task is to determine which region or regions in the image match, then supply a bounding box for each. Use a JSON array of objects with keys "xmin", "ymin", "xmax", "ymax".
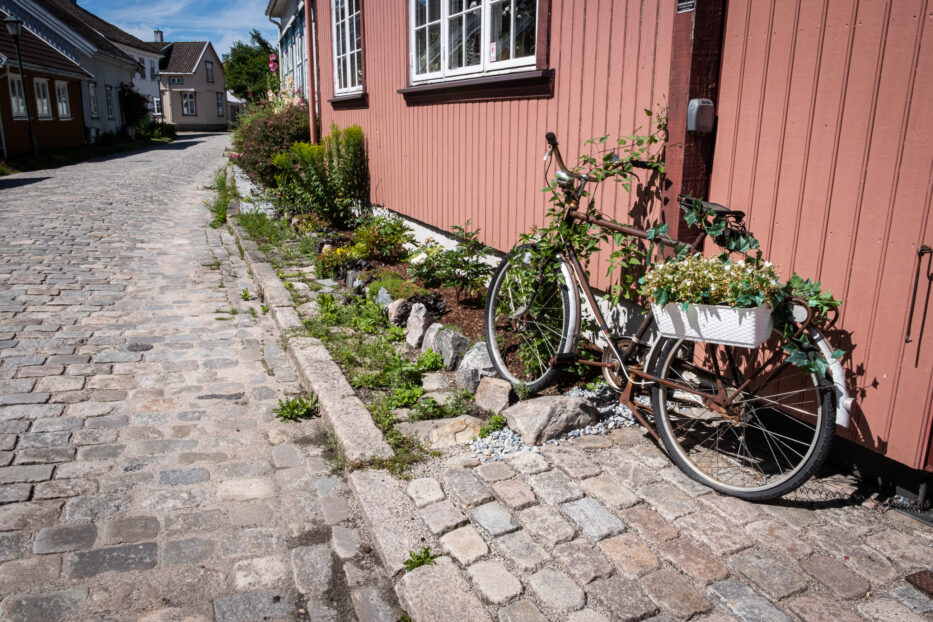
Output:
[
  {"xmin": 317, "ymin": 0, "xmax": 673, "ymax": 273},
  {"xmin": 1, "ymin": 72, "xmax": 85, "ymax": 157},
  {"xmin": 710, "ymin": 0, "xmax": 933, "ymax": 469}
]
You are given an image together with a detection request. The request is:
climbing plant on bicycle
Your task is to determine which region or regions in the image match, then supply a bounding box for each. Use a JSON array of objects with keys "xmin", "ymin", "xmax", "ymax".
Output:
[{"xmin": 483, "ymin": 112, "xmax": 854, "ymax": 500}]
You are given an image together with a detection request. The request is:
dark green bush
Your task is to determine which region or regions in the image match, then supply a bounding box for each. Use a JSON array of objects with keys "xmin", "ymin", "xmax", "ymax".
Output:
[
  {"xmin": 323, "ymin": 123, "xmax": 369, "ymax": 206},
  {"xmin": 353, "ymin": 214, "xmax": 414, "ymax": 260}
]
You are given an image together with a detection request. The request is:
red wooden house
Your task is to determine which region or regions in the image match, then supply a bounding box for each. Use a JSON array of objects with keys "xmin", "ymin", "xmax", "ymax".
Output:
[
  {"xmin": 301, "ymin": 0, "xmax": 933, "ymax": 492},
  {"xmin": 0, "ymin": 8, "xmax": 89, "ymax": 159}
]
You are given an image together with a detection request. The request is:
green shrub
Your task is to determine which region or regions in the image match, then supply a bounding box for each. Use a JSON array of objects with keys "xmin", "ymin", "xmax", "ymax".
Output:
[
  {"xmin": 387, "ymin": 386, "xmax": 424, "ymax": 409},
  {"xmin": 407, "ymin": 241, "xmax": 446, "ymax": 287},
  {"xmin": 478, "ymin": 415, "xmax": 507, "ymax": 437},
  {"xmin": 271, "ymin": 142, "xmax": 347, "ymax": 224},
  {"xmin": 366, "ymin": 269, "xmax": 429, "ymax": 300},
  {"xmin": 403, "ymin": 546, "xmax": 438, "ymax": 572},
  {"xmin": 232, "ymin": 99, "xmax": 311, "ymax": 187},
  {"xmin": 236, "ymin": 211, "xmax": 294, "ymax": 245},
  {"xmin": 408, "ymin": 222, "xmax": 494, "ymax": 299},
  {"xmin": 315, "ymin": 245, "xmax": 363, "ymax": 279},
  {"xmin": 353, "ymin": 214, "xmax": 414, "ymax": 261},
  {"xmin": 416, "ymin": 349, "xmax": 444, "ymax": 372},
  {"xmin": 324, "ymin": 123, "xmax": 369, "ymax": 206}
]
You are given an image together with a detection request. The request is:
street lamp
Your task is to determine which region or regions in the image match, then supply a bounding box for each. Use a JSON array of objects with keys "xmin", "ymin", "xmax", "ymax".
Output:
[{"xmin": 3, "ymin": 15, "xmax": 39, "ymax": 157}]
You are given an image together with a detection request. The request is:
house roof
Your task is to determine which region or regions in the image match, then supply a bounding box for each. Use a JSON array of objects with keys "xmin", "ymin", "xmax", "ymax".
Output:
[
  {"xmin": 28, "ymin": 0, "xmax": 140, "ymax": 67},
  {"xmin": 0, "ymin": 8, "xmax": 92, "ymax": 78},
  {"xmin": 60, "ymin": 2, "xmax": 164, "ymax": 55},
  {"xmin": 158, "ymin": 41, "xmax": 208, "ymax": 74}
]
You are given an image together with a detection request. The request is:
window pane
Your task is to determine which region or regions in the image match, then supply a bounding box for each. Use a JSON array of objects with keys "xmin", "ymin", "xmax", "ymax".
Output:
[
  {"xmin": 449, "ymin": 0, "xmax": 462, "ymax": 13},
  {"xmin": 466, "ymin": 9, "xmax": 481, "ymax": 66},
  {"xmin": 515, "ymin": 0, "xmax": 536, "ymax": 58},
  {"xmin": 448, "ymin": 14, "xmax": 463, "ymax": 69},
  {"xmin": 416, "ymin": 28, "xmax": 427, "ymax": 74},
  {"xmin": 428, "ymin": 23, "xmax": 441, "ymax": 72},
  {"xmin": 490, "ymin": 0, "xmax": 511, "ymax": 61},
  {"xmin": 336, "ymin": 0, "xmax": 345, "ymax": 21},
  {"xmin": 428, "ymin": 0, "xmax": 440, "ymax": 22},
  {"xmin": 415, "ymin": 0, "xmax": 426, "ymax": 26},
  {"xmin": 337, "ymin": 22, "xmax": 346, "ymax": 55},
  {"xmin": 353, "ymin": 13, "xmax": 361, "ymax": 51}
]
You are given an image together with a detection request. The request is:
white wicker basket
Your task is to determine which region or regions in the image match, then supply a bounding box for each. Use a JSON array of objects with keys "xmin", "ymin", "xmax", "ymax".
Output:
[{"xmin": 651, "ymin": 303, "xmax": 773, "ymax": 348}]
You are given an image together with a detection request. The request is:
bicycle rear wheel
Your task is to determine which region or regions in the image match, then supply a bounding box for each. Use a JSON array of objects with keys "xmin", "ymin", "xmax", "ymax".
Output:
[
  {"xmin": 650, "ymin": 331, "xmax": 835, "ymax": 500},
  {"xmin": 484, "ymin": 246, "xmax": 572, "ymax": 393}
]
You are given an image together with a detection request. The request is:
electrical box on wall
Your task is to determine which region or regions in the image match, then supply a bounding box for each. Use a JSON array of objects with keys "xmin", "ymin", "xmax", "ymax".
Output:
[{"xmin": 687, "ymin": 98, "xmax": 715, "ymax": 135}]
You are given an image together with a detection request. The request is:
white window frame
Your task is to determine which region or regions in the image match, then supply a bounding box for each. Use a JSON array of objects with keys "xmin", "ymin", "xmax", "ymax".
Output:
[
  {"xmin": 408, "ymin": 0, "xmax": 538, "ymax": 85},
  {"xmin": 331, "ymin": 0, "xmax": 363, "ymax": 96},
  {"xmin": 9, "ymin": 74, "xmax": 27, "ymax": 118},
  {"xmin": 88, "ymin": 81, "xmax": 99, "ymax": 118},
  {"xmin": 34, "ymin": 78, "xmax": 52, "ymax": 119},
  {"xmin": 182, "ymin": 92, "xmax": 197, "ymax": 116},
  {"xmin": 55, "ymin": 81, "xmax": 71, "ymax": 119},
  {"xmin": 105, "ymin": 85, "xmax": 114, "ymax": 119},
  {"xmin": 216, "ymin": 92, "xmax": 224, "ymax": 117},
  {"xmin": 170, "ymin": 76, "xmax": 184, "ymax": 85},
  {"xmin": 206, "ymin": 61, "xmax": 214, "ymax": 83},
  {"xmin": 152, "ymin": 94, "xmax": 162, "ymax": 115}
]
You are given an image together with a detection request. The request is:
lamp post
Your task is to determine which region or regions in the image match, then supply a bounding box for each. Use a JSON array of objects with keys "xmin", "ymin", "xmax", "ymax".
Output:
[{"xmin": 3, "ymin": 15, "xmax": 39, "ymax": 157}]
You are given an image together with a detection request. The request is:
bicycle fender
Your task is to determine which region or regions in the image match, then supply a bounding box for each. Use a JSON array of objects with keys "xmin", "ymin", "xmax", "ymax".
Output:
[{"xmin": 808, "ymin": 327, "xmax": 853, "ymax": 428}]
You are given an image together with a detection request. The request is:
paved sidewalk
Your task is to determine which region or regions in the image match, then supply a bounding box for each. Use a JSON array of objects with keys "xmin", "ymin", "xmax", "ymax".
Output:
[
  {"xmin": 0, "ymin": 135, "xmax": 396, "ymax": 621},
  {"xmin": 370, "ymin": 428, "xmax": 933, "ymax": 621}
]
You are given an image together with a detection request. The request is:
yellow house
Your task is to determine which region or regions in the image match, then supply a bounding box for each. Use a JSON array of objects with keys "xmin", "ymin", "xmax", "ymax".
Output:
[{"xmin": 156, "ymin": 37, "xmax": 228, "ymax": 131}]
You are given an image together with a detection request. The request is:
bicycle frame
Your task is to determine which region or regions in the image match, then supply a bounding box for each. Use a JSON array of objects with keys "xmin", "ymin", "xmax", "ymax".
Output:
[{"xmin": 543, "ymin": 140, "xmax": 853, "ymax": 429}]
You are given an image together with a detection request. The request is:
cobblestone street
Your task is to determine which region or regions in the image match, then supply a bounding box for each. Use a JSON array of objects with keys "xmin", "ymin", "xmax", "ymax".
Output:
[{"xmin": 0, "ymin": 135, "xmax": 394, "ymax": 622}]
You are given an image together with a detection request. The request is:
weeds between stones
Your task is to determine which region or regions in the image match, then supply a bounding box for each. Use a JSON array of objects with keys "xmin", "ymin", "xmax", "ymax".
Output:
[
  {"xmin": 403, "ymin": 546, "xmax": 438, "ymax": 572},
  {"xmin": 273, "ymin": 395, "xmax": 320, "ymax": 422}
]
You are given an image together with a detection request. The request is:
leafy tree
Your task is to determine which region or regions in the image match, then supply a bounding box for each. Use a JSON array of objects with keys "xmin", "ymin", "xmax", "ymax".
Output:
[{"xmin": 223, "ymin": 29, "xmax": 280, "ymax": 102}]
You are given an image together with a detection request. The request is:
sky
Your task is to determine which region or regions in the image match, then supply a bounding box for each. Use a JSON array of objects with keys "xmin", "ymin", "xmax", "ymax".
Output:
[{"xmin": 79, "ymin": 0, "xmax": 280, "ymax": 58}]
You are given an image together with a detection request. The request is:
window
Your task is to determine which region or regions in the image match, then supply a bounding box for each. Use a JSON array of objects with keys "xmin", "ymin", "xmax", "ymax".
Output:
[
  {"xmin": 152, "ymin": 94, "xmax": 162, "ymax": 115},
  {"xmin": 182, "ymin": 92, "xmax": 197, "ymax": 116},
  {"xmin": 331, "ymin": 0, "xmax": 363, "ymax": 95},
  {"xmin": 409, "ymin": 0, "xmax": 537, "ymax": 83},
  {"xmin": 88, "ymin": 81, "xmax": 99, "ymax": 118},
  {"xmin": 150, "ymin": 59, "xmax": 158, "ymax": 79},
  {"xmin": 9, "ymin": 75, "xmax": 27, "ymax": 118},
  {"xmin": 206, "ymin": 61, "xmax": 214, "ymax": 83},
  {"xmin": 216, "ymin": 92, "xmax": 224, "ymax": 117},
  {"xmin": 34, "ymin": 79, "xmax": 52, "ymax": 118},
  {"xmin": 170, "ymin": 76, "xmax": 184, "ymax": 85},
  {"xmin": 137, "ymin": 57, "xmax": 145, "ymax": 79},
  {"xmin": 105, "ymin": 85, "xmax": 114, "ymax": 118},
  {"xmin": 55, "ymin": 81, "xmax": 71, "ymax": 119}
]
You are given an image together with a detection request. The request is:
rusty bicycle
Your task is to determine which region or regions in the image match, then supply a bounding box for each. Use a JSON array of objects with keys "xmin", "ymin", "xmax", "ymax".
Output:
[{"xmin": 483, "ymin": 131, "xmax": 853, "ymax": 500}]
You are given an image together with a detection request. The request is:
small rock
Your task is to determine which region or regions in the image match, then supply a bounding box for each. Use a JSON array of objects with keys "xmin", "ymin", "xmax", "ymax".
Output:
[
  {"xmin": 406, "ymin": 303, "xmax": 436, "ymax": 348},
  {"xmin": 374, "ymin": 287, "xmax": 393, "ymax": 308},
  {"xmin": 387, "ymin": 299, "xmax": 411, "ymax": 326},
  {"xmin": 475, "ymin": 377, "xmax": 512, "ymax": 414},
  {"xmin": 455, "ymin": 343, "xmax": 496, "ymax": 394},
  {"xmin": 504, "ymin": 396, "xmax": 600, "ymax": 445},
  {"xmin": 438, "ymin": 330, "xmax": 470, "ymax": 370},
  {"xmin": 422, "ymin": 372, "xmax": 450, "ymax": 392},
  {"xmin": 431, "ymin": 416, "xmax": 484, "ymax": 448}
]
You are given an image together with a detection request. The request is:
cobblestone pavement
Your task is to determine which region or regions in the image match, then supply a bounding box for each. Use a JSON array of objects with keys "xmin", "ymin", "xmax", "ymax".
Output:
[
  {"xmin": 366, "ymin": 429, "xmax": 933, "ymax": 622},
  {"xmin": 0, "ymin": 135, "xmax": 396, "ymax": 622}
]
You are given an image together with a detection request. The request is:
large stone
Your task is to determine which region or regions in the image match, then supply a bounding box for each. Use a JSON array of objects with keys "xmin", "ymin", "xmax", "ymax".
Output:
[
  {"xmin": 526, "ymin": 568, "xmax": 586, "ymax": 613},
  {"xmin": 455, "ymin": 343, "xmax": 496, "ymax": 393},
  {"xmin": 33, "ymin": 523, "xmax": 97, "ymax": 554},
  {"xmin": 503, "ymin": 396, "xmax": 600, "ymax": 445},
  {"xmin": 474, "ymin": 377, "xmax": 512, "ymax": 414},
  {"xmin": 588, "ymin": 576, "xmax": 659, "ymax": 621},
  {"xmin": 68, "ymin": 542, "xmax": 158, "ymax": 578},
  {"xmin": 494, "ymin": 530, "xmax": 551, "ymax": 572},
  {"xmin": 561, "ymin": 497, "xmax": 625, "ymax": 542},
  {"xmin": 707, "ymin": 580, "xmax": 791, "ymax": 622},
  {"xmin": 395, "ymin": 556, "xmax": 491, "ymax": 621},
  {"xmin": 553, "ymin": 539, "xmax": 613, "ymax": 584},
  {"xmin": 421, "ymin": 324, "xmax": 443, "ymax": 354},
  {"xmin": 406, "ymin": 303, "xmax": 436, "ymax": 348},
  {"xmin": 467, "ymin": 560, "xmax": 523, "ymax": 604},
  {"xmin": 472, "ymin": 501, "xmax": 520, "ymax": 537},
  {"xmin": 212, "ymin": 591, "xmax": 294, "ymax": 622},
  {"xmin": 443, "ymin": 468, "xmax": 493, "ymax": 508},
  {"xmin": 407, "ymin": 478, "xmax": 445, "ymax": 508},
  {"xmin": 440, "ymin": 525, "xmax": 488, "ymax": 565},
  {"xmin": 420, "ymin": 500, "xmax": 468, "ymax": 535},
  {"xmin": 387, "ymin": 299, "xmax": 411, "ymax": 326},
  {"xmin": 349, "ymin": 470, "xmax": 431, "ymax": 576},
  {"xmin": 641, "ymin": 568, "xmax": 711, "ymax": 619},
  {"xmin": 437, "ymin": 330, "xmax": 470, "ymax": 370},
  {"xmin": 430, "ymin": 415, "xmax": 483, "ymax": 448}
]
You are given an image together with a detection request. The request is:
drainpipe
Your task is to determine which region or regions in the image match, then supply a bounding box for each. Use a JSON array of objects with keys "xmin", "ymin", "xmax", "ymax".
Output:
[
  {"xmin": 0, "ymin": 68, "xmax": 8, "ymax": 159},
  {"xmin": 306, "ymin": 0, "xmax": 320, "ymax": 143}
]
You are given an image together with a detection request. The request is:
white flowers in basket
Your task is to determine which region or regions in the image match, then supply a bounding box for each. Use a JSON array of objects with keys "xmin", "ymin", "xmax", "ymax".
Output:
[{"xmin": 640, "ymin": 254, "xmax": 781, "ymax": 348}]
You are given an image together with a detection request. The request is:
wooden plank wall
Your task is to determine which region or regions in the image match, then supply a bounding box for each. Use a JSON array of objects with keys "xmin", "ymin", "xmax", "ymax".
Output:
[
  {"xmin": 710, "ymin": 0, "xmax": 933, "ymax": 469},
  {"xmin": 317, "ymin": 0, "xmax": 673, "ymax": 279}
]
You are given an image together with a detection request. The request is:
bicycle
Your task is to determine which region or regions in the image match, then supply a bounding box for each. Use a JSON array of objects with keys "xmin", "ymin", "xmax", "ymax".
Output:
[{"xmin": 483, "ymin": 131, "xmax": 853, "ymax": 500}]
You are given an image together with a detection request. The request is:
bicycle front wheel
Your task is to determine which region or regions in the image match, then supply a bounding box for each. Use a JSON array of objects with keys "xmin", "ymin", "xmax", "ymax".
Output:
[
  {"xmin": 484, "ymin": 246, "xmax": 572, "ymax": 393},
  {"xmin": 650, "ymin": 332, "xmax": 835, "ymax": 500}
]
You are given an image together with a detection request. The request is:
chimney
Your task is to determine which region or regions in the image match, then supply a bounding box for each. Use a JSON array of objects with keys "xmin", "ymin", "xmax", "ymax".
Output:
[{"xmin": 154, "ymin": 29, "xmax": 163, "ymax": 43}]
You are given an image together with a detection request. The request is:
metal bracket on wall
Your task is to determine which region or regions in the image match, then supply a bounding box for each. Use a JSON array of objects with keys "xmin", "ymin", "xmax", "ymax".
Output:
[{"xmin": 905, "ymin": 244, "xmax": 933, "ymax": 345}]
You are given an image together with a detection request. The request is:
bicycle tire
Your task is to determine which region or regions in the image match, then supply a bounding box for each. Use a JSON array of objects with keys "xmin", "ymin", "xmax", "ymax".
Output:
[
  {"xmin": 484, "ymin": 245, "xmax": 572, "ymax": 393},
  {"xmin": 650, "ymin": 331, "xmax": 835, "ymax": 500}
]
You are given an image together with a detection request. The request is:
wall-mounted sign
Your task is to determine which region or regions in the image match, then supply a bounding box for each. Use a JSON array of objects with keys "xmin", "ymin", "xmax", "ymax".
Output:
[{"xmin": 677, "ymin": 0, "xmax": 696, "ymax": 12}]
